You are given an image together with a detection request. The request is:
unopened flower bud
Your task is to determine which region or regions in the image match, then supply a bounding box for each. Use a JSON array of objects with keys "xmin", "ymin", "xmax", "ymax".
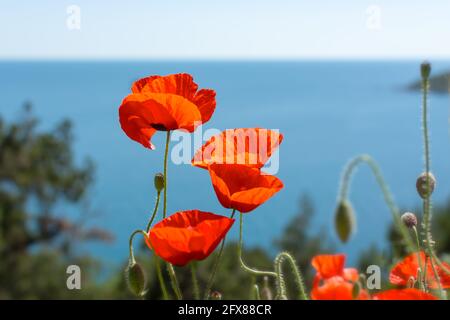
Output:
[
  {"xmin": 407, "ymin": 276, "xmax": 416, "ymax": 289},
  {"xmin": 125, "ymin": 260, "xmax": 147, "ymax": 297},
  {"xmin": 154, "ymin": 173, "xmax": 165, "ymax": 192},
  {"xmin": 416, "ymin": 172, "xmax": 436, "ymax": 199},
  {"xmin": 334, "ymin": 199, "xmax": 356, "ymax": 243},
  {"xmin": 352, "ymin": 282, "xmax": 361, "ymax": 300},
  {"xmin": 421, "ymin": 61, "xmax": 431, "ymax": 80},
  {"xmin": 210, "ymin": 291, "xmax": 222, "ymax": 300},
  {"xmin": 401, "ymin": 212, "xmax": 418, "ymax": 229}
]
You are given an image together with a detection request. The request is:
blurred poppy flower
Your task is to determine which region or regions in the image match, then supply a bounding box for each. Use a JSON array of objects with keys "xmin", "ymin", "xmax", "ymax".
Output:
[
  {"xmin": 207, "ymin": 164, "xmax": 283, "ymax": 213},
  {"xmin": 146, "ymin": 210, "xmax": 234, "ymax": 266},
  {"xmin": 119, "ymin": 73, "xmax": 216, "ymax": 149},
  {"xmin": 311, "ymin": 254, "xmax": 359, "ymax": 285},
  {"xmin": 192, "ymin": 128, "xmax": 283, "ymax": 169},
  {"xmin": 311, "ymin": 254, "xmax": 366, "ymax": 300},
  {"xmin": 373, "ymin": 289, "xmax": 437, "ymax": 300},
  {"xmin": 311, "ymin": 276, "xmax": 370, "ymax": 300},
  {"xmin": 390, "ymin": 251, "xmax": 450, "ymax": 289}
]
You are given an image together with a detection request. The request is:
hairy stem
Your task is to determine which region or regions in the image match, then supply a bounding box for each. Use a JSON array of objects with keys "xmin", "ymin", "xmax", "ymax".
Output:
[
  {"xmin": 338, "ymin": 154, "xmax": 414, "ymax": 252},
  {"xmin": 154, "ymin": 257, "xmax": 170, "ymax": 300},
  {"xmin": 274, "ymin": 252, "xmax": 308, "ymax": 300},
  {"xmin": 128, "ymin": 229, "xmax": 147, "ymax": 264},
  {"xmin": 420, "ymin": 71, "xmax": 447, "ymax": 299},
  {"xmin": 238, "ymin": 212, "xmax": 277, "ymax": 277},
  {"xmin": 161, "ymin": 131, "xmax": 182, "ymax": 299},
  {"xmin": 146, "ymin": 191, "xmax": 161, "ymax": 232},
  {"xmin": 190, "ymin": 262, "xmax": 200, "ymax": 300},
  {"xmin": 167, "ymin": 263, "xmax": 183, "ymax": 300}
]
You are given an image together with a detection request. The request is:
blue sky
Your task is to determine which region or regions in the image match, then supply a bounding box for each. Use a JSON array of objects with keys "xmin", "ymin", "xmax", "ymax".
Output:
[{"xmin": 1, "ymin": 0, "xmax": 450, "ymax": 59}]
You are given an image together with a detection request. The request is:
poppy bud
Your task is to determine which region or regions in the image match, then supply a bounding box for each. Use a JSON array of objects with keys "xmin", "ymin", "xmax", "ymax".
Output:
[
  {"xmin": 407, "ymin": 276, "xmax": 416, "ymax": 289},
  {"xmin": 125, "ymin": 260, "xmax": 147, "ymax": 297},
  {"xmin": 352, "ymin": 282, "xmax": 361, "ymax": 300},
  {"xmin": 416, "ymin": 172, "xmax": 436, "ymax": 199},
  {"xmin": 210, "ymin": 291, "xmax": 222, "ymax": 300},
  {"xmin": 334, "ymin": 199, "xmax": 356, "ymax": 243},
  {"xmin": 154, "ymin": 173, "xmax": 165, "ymax": 192},
  {"xmin": 401, "ymin": 212, "xmax": 418, "ymax": 229},
  {"xmin": 421, "ymin": 61, "xmax": 431, "ymax": 80}
]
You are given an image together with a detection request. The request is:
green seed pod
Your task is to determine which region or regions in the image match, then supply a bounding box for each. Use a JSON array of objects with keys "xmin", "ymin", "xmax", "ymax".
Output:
[
  {"xmin": 401, "ymin": 212, "xmax": 418, "ymax": 229},
  {"xmin": 154, "ymin": 173, "xmax": 165, "ymax": 192},
  {"xmin": 334, "ymin": 199, "xmax": 356, "ymax": 243},
  {"xmin": 125, "ymin": 261, "xmax": 147, "ymax": 297},
  {"xmin": 421, "ymin": 61, "xmax": 431, "ymax": 80},
  {"xmin": 416, "ymin": 172, "xmax": 436, "ymax": 199}
]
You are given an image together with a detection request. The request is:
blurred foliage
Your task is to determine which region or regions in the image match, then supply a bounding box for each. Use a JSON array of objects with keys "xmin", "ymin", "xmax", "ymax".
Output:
[{"xmin": 0, "ymin": 104, "xmax": 112, "ymax": 299}]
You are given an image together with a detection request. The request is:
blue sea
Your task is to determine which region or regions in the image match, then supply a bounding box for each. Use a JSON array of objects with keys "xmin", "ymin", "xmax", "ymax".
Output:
[{"xmin": 1, "ymin": 60, "xmax": 450, "ymax": 272}]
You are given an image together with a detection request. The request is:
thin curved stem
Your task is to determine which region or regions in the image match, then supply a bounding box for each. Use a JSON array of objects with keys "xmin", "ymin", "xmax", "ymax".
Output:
[
  {"xmin": 190, "ymin": 262, "xmax": 200, "ymax": 300},
  {"xmin": 146, "ymin": 191, "xmax": 161, "ymax": 232},
  {"xmin": 167, "ymin": 263, "xmax": 182, "ymax": 300},
  {"xmin": 274, "ymin": 252, "xmax": 308, "ymax": 300},
  {"xmin": 238, "ymin": 212, "xmax": 277, "ymax": 277},
  {"xmin": 154, "ymin": 257, "xmax": 170, "ymax": 300},
  {"xmin": 128, "ymin": 229, "xmax": 148, "ymax": 264},
  {"xmin": 204, "ymin": 209, "xmax": 236, "ymax": 299},
  {"xmin": 338, "ymin": 154, "xmax": 415, "ymax": 252},
  {"xmin": 163, "ymin": 131, "xmax": 170, "ymax": 218}
]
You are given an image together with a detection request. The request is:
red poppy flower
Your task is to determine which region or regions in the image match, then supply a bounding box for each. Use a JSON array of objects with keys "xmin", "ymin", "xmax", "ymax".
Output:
[
  {"xmin": 311, "ymin": 276, "xmax": 370, "ymax": 300},
  {"xmin": 311, "ymin": 254, "xmax": 368, "ymax": 300},
  {"xmin": 119, "ymin": 73, "xmax": 216, "ymax": 149},
  {"xmin": 311, "ymin": 254, "xmax": 359, "ymax": 286},
  {"xmin": 192, "ymin": 128, "xmax": 283, "ymax": 169},
  {"xmin": 373, "ymin": 288, "xmax": 437, "ymax": 300},
  {"xmin": 146, "ymin": 210, "xmax": 234, "ymax": 266},
  {"xmin": 207, "ymin": 164, "xmax": 283, "ymax": 213},
  {"xmin": 389, "ymin": 251, "xmax": 450, "ymax": 289}
]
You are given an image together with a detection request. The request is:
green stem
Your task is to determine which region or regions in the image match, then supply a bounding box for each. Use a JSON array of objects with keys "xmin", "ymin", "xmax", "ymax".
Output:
[
  {"xmin": 128, "ymin": 229, "xmax": 148, "ymax": 264},
  {"xmin": 339, "ymin": 154, "xmax": 415, "ymax": 252},
  {"xmin": 420, "ymin": 75, "xmax": 445, "ymax": 299},
  {"xmin": 238, "ymin": 212, "xmax": 277, "ymax": 277},
  {"xmin": 160, "ymin": 131, "xmax": 182, "ymax": 299},
  {"xmin": 204, "ymin": 209, "xmax": 236, "ymax": 299},
  {"xmin": 167, "ymin": 263, "xmax": 183, "ymax": 300},
  {"xmin": 253, "ymin": 284, "xmax": 261, "ymax": 300},
  {"xmin": 412, "ymin": 226, "xmax": 425, "ymax": 291},
  {"xmin": 146, "ymin": 191, "xmax": 161, "ymax": 232},
  {"xmin": 154, "ymin": 257, "xmax": 170, "ymax": 300},
  {"xmin": 190, "ymin": 262, "xmax": 200, "ymax": 300},
  {"xmin": 274, "ymin": 252, "xmax": 308, "ymax": 300},
  {"xmin": 163, "ymin": 131, "xmax": 170, "ymax": 218}
]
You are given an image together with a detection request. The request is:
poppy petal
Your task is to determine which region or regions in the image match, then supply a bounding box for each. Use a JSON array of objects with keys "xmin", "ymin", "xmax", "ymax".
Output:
[
  {"xmin": 312, "ymin": 254, "xmax": 346, "ymax": 279},
  {"xmin": 311, "ymin": 277, "xmax": 369, "ymax": 300},
  {"xmin": 132, "ymin": 73, "xmax": 198, "ymax": 99},
  {"xmin": 192, "ymin": 128, "xmax": 283, "ymax": 169},
  {"xmin": 193, "ymin": 89, "xmax": 216, "ymax": 123},
  {"xmin": 373, "ymin": 289, "xmax": 437, "ymax": 300},
  {"xmin": 208, "ymin": 164, "xmax": 283, "ymax": 213},
  {"xmin": 147, "ymin": 210, "xmax": 234, "ymax": 266}
]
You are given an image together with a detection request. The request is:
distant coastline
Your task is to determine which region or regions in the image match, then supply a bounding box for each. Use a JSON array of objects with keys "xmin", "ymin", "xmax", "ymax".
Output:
[{"xmin": 408, "ymin": 71, "xmax": 450, "ymax": 93}]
